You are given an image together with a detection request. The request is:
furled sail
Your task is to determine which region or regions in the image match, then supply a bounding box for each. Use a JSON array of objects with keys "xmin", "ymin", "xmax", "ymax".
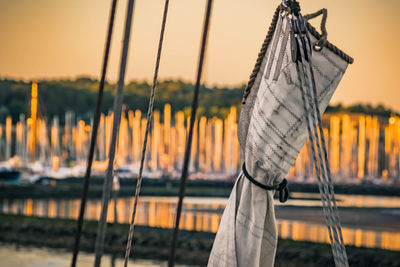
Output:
[{"xmin": 208, "ymin": 3, "xmax": 353, "ymax": 267}]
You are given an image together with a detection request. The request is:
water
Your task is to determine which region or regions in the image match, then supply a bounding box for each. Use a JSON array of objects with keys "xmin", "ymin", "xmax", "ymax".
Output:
[
  {"xmin": 0, "ymin": 244, "xmax": 189, "ymax": 267},
  {"xmin": 1, "ymin": 194, "xmax": 400, "ymax": 251},
  {"xmin": 283, "ymin": 192, "xmax": 400, "ymax": 208}
]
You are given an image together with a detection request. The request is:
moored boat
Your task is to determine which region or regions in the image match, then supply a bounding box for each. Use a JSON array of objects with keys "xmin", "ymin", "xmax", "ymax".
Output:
[{"xmin": 0, "ymin": 167, "xmax": 21, "ymax": 184}]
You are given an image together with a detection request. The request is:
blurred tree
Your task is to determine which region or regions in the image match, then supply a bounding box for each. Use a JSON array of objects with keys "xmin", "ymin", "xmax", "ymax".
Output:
[{"xmin": 0, "ymin": 78, "xmax": 397, "ymax": 124}]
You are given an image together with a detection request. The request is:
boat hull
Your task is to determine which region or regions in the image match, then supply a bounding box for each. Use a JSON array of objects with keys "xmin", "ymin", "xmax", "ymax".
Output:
[{"xmin": 0, "ymin": 170, "xmax": 21, "ymax": 184}]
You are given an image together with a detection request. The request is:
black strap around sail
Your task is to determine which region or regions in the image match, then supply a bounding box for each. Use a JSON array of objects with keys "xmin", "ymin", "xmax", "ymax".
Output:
[{"xmin": 242, "ymin": 163, "xmax": 289, "ymax": 203}]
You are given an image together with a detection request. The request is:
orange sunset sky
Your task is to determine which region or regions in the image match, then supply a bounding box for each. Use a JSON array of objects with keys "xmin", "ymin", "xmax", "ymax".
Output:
[{"xmin": 0, "ymin": 0, "xmax": 399, "ymax": 111}]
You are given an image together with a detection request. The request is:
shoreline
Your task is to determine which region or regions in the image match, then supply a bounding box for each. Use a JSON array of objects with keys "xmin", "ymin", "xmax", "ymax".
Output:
[
  {"xmin": 1, "ymin": 214, "xmax": 399, "ymax": 266},
  {"xmin": 1, "ymin": 177, "xmax": 400, "ymax": 199}
]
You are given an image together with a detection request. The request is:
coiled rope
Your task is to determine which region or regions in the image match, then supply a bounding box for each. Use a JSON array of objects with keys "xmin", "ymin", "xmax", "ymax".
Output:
[
  {"xmin": 123, "ymin": 1, "xmax": 170, "ymax": 266},
  {"xmin": 70, "ymin": 1, "xmax": 118, "ymax": 266},
  {"xmin": 94, "ymin": 0, "xmax": 136, "ymax": 266},
  {"xmin": 168, "ymin": 0, "xmax": 214, "ymax": 266}
]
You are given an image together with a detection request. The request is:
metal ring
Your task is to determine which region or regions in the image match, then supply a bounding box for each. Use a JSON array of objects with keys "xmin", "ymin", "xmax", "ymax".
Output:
[{"xmin": 313, "ymin": 42, "xmax": 323, "ymax": 52}]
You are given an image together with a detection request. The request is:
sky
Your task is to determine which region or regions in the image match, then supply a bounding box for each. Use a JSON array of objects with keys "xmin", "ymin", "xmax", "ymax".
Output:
[{"xmin": 0, "ymin": 0, "xmax": 399, "ymax": 111}]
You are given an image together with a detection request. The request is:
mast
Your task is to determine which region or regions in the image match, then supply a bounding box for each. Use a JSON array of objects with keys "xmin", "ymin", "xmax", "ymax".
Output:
[{"xmin": 30, "ymin": 81, "xmax": 38, "ymax": 162}]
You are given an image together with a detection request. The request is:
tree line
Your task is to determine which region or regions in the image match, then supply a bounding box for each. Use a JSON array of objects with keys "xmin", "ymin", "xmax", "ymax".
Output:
[{"xmin": 0, "ymin": 77, "xmax": 396, "ymax": 123}]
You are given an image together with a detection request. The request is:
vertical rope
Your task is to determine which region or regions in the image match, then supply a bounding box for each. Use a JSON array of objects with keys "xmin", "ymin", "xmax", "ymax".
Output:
[
  {"xmin": 296, "ymin": 36, "xmax": 344, "ymax": 267},
  {"xmin": 168, "ymin": 0, "xmax": 213, "ymax": 266},
  {"xmin": 70, "ymin": 1, "xmax": 118, "ymax": 266},
  {"xmin": 295, "ymin": 59, "xmax": 343, "ymax": 267},
  {"xmin": 296, "ymin": 31, "xmax": 348, "ymax": 266},
  {"xmin": 304, "ymin": 39, "xmax": 349, "ymax": 266},
  {"xmin": 123, "ymin": 1, "xmax": 170, "ymax": 266},
  {"xmin": 93, "ymin": 0, "xmax": 135, "ymax": 266}
]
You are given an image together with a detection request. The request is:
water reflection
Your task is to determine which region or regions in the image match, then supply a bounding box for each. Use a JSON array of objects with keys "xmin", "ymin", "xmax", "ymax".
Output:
[
  {"xmin": 284, "ymin": 193, "xmax": 400, "ymax": 208},
  {"xmin": 1, "ymin": 195, "xmax": 399, "ymax": 251},
  {"xmin": 278, "ymin": 220, "xmax": 400, "ymax": 250}
]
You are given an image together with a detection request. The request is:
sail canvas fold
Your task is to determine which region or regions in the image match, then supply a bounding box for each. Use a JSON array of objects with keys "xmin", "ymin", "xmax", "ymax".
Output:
[{"xmin": 208, "ymin": 8, "xmax": 351, "ymax": 267}]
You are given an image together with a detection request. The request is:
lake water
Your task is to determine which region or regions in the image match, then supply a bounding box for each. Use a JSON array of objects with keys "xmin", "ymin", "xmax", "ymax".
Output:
[
  {"xmin": 0, "ymin": 244, "xmax": 188, "ymax": 267},
  {"xmin": 1, "ymin": 193, "xmax": 400, "ymax": 251}
]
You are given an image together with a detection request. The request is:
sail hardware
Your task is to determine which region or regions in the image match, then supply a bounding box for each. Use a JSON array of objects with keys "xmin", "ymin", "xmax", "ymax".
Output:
[
  {"xmin": 282, "ymin": 0, "xmax": 300, "ymax": 15},
  {"xmin": 242, "ymin": 163, "xmax": 288, "ymax": 203},
  {"xmin": 290, "ymin": 15, "xmax": 312, "ymax": 62},
  {"xmin": 243, "ymin": 2, "xmax": 352, "ymax": 105},
  {"xmin": 303, "ymin": 8, "xmax": 328, "ymax": 52}
]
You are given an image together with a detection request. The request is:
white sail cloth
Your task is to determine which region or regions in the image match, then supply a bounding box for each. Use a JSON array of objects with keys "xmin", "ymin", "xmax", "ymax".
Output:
[{"xmin": 208, "ymin": 10, "xmax": 349, "ymax": 267}]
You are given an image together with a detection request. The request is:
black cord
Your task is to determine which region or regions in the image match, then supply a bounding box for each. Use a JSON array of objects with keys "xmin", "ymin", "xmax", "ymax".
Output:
[
  {"xmin": 70, "ymin": 1, "xmax": 118, "ymax": 266},
  {"xmin": 168, "ymin": 0, "xmax": 213, "ymax": 266},
  {"xmin": 123, "ymin": 0, "xmax": 170, "ymax": 266},
  {"xmin": 242, "ymin": 163, "xmax": 289, "ymax": 203}
]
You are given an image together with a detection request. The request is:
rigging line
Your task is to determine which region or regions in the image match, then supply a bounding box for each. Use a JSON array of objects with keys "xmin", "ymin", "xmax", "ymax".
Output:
[
  {"xmin": 296, "ymin": 46, "xmax": 344, "ymax": 267},
  {"xmin": 305, "ymin": 41, "xmax": 349, "ymax": 265},
  {"xmin": 299, "ymin": 33, "xmax": 348, "ymax": 265},
  {"xmin": 123, "ymin": 0, "xmax": 170, "ymax": 266},
  {"xmin": 168, "ymin": 0, "xmax": 213, "ymax": 266},
  {"xmin": 93, "ymin": 0, "xmax": 136, "ymax": 266},
  {"xmin": 199, "ymin": 0, "xmax": 214, "ymax": 85},
  {"xmin": 70, "ymin": 1, "xmax": 118, "ymax": 266},
  {"xmin": 295, "ymin": 59, "xmax": 343, "ymax": 267},
  {"xmin": 296, "ymin": 35, "xmax": 347, "ymax": 267}
]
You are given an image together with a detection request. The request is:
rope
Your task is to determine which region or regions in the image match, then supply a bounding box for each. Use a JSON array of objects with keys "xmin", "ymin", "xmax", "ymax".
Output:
[
  {"xmin": 123, "ymin": 0, "xmax": 170, "ymax": 266},
  {"xmin": 242, "ymin": 5, "xmax": 281, "ymax": 104},
  {"xmin": 302, "ymin": 8, "xmax": 353, "ymax": 63},
  {"xmin": 242, "ymin": 163, "xmax": 288, "ymax": 203},
  {"xmin": 294, "ymin": 17, "xmax": 349, "ymax": 266},
  {"xmin": 283, "ymin": 0, "xmax": 300, "ymax": 15},
  {"xmin": 93, "ymin": 0, "xmax": 136, "ymax": 266},
  {"xmin": 304, "ymin": 38, "xmax": 349, "ymax": 266},
  {"xmin": 168, "ymin": 0, "xmax": 213, "ymax": 266},
  {"xmin": 243, "ymin": 4, "xmax": 352, "ymax": 105},
  {"xmin": 305, "ymin": 22, "xmax": 353, "ymax": 64},
  {"xmin": 300, "ymin": 14, "xmax": 349, "ymax": 266},
  {"xmin": 242, "ymin": 3, "xmax": 351, "ymax": 265},
  {"xmin": 303, "ymin": 8, "xmax": 328, "ymax": 49},
  {"xmin": 295, "ymin": 56, "xmax": 344, "ymax": 267},
  {"xmin": 70, "ymin": 1, "xmax": 118, "ymax": 266}
]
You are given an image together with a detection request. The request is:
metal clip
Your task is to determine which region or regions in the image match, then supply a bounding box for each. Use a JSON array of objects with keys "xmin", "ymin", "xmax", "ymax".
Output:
[
  {"xmin": 290, "ymin": 15, "xmax": 312, "ymax": 63},
  {"xmin": 290, "ymin": 18, "xmax": 299, "ymax": 62}
]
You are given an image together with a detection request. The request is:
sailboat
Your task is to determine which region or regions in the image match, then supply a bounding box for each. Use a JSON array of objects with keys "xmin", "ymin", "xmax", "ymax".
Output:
[
  {"xmin": 68, "ymin": 0, "xmax": 354, "ymax": 267},
  {"xmin": 0, "ymin": 161, "xmax": 21, "ymax": 184}
]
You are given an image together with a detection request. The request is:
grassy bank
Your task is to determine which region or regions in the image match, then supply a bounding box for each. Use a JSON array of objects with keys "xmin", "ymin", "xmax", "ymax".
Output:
[{"xmin": 0, "ymin": 214, "xmax": 399, "ymax": 266}]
